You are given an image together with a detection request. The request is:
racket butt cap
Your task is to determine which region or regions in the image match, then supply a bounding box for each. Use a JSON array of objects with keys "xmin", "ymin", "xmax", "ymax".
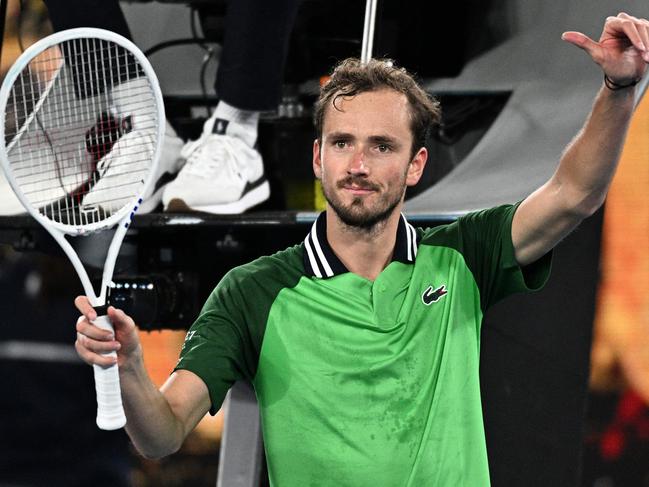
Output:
[{"xmin": 97, "ymin": 414, "xmax": 127, "ymax": 430}]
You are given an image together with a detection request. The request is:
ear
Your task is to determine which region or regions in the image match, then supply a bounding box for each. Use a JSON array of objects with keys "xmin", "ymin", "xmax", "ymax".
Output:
[
  {"xmin": 313, "ymin": 139, "xmax": 323, "ymax": 180},
  {"xmin": 406, "ymin": 147, "xmax": 428, "ymax": 186}
]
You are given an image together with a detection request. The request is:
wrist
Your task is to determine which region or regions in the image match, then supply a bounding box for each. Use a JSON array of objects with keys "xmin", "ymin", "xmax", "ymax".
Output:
[
  {"xmin": 120, "ymin": 344, "xmax": 145, "ymax": 374},
  {"xmin": 604, "ymin": 74, "xmax": 641, "ymax": 91}
]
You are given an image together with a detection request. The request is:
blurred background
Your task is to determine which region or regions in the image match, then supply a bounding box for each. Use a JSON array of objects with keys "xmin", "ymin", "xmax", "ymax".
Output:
[{"xmin": 0, "ymin": 0, "xmax": 648, "ymax": 486}]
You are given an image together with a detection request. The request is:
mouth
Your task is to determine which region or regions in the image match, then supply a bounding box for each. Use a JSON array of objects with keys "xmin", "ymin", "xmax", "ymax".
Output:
[
  {"xmin": 343, "ymin": 185, "xmax": 375, "ymax": 195},
  {"xmin": 338, "ymin": 178, "xmax": 379, "ymax": 196}
]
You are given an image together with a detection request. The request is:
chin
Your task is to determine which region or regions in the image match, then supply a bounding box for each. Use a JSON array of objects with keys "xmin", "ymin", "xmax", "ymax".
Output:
[{"xmin": 333, "ymin": 201, "xmax": 400, "ymax": 230}]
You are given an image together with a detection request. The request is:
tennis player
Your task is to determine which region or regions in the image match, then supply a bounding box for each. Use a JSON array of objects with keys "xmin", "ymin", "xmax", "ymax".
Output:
[{"xmin": 75, "ymin": 13, "xmax": 649, "ymax": 486}]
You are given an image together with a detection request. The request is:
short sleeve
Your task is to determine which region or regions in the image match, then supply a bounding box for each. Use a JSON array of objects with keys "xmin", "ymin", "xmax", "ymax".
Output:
[
  {"xmin": 173, "ymin": 269, "xmax": 257, "ymax": 415},
  {"xmin": 455, "ymin": 202, "xmax": 553, "ymax": 310},
  {"xmin": 171, "ymin": 247, "xmax": 305, "ymax": 415}
]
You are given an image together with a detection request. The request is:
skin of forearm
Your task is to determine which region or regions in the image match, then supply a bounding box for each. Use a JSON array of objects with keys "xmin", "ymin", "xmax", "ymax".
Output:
[
  {"xmin": 119, "ymin": 353, "xmax": 186, "ymax": 459},
  {"xmin": 512, "ymin": 83, "xmax": 638, "ymax": 266},
  {"xmin": 553, "ymin": 84, "xmax": 636, "ymax": 217}
]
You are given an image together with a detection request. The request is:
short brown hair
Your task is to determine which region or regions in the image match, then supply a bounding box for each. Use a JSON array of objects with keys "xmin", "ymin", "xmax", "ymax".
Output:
[{"xmin": 314, "ymin": 58, "xmax": 441, "ymax": 158}]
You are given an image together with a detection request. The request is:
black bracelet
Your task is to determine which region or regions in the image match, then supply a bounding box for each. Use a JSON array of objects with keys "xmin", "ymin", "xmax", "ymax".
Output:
[{"xmin": 604, "ymin": 74, "xmax": 641, "ymax": 91}]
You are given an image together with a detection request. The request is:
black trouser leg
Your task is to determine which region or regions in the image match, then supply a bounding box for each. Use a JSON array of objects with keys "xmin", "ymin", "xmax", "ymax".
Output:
[
  {"xmin": 217, "ymin": 0, "xmax": 301, "ymax": 111},
  {"xmin": 43, "ymin": 0, "xmax": 132, "ymax": 39}
]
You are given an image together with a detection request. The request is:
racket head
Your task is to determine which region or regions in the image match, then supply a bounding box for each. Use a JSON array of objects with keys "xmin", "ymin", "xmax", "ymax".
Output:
[{"xmin": 0, "ymin": 28, "xmax": 164, "ymax": 235}]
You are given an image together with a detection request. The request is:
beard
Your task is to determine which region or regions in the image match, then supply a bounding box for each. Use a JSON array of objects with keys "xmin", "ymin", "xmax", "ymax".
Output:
[{"xmin": 322, "ymin": 174, "xmax": 406, "ymax": 231}]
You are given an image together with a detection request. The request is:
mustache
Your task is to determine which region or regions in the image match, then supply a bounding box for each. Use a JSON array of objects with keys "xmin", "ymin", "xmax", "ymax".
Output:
[{"xmin": 336, "ymin": 176, "xmax": 380, "ymax": 191}]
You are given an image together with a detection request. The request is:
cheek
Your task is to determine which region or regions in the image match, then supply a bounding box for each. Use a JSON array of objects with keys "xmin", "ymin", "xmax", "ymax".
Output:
[
  {"xmin": 319, "ymin": 154, "xmax": 344, "ymax": 180},
  {"xmin": 383, "ymin": 166, "xmax": 410, "ymax": 195},
  {"xmin": 319, "ymin": 161, "xmax": 329, "ymax": 181}
]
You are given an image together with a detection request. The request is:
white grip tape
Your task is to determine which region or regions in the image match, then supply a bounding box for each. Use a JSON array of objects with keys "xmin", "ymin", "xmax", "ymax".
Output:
[{"xmin": 92, "ymin": 314, "xmax": 127, "ymax": 430}]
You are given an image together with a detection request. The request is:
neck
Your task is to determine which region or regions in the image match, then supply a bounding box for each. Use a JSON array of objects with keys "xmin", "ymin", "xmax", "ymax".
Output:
[{"xmin": 325, "ymin": 207, "xmax": 402, "ymax": 281}]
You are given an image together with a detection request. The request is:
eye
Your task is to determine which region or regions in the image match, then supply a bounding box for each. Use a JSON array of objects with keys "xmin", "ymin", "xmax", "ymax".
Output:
[
  {"xmin": 333, "ymin": 140, "xmax": 348, "ymax": 149},
  {"xmin": 376, "ymin": 144, "xmax": 391, "ymax": 153}
]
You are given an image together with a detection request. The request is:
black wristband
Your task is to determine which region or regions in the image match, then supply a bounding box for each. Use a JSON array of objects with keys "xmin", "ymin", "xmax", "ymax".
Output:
[{"xmin": 604, "ymin": 74, "xmax": 641, "ymax": 91}]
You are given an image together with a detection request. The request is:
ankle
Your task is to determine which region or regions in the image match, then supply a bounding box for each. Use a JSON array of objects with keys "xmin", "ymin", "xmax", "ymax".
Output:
[{"xmin": 209, "ymin": 101, "xmax": 260, "ymax": 147}]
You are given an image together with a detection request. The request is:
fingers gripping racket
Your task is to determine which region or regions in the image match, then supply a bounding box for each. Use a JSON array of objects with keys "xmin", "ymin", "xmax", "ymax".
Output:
[{"xmin": 0, "ymin": 28, "xmax": 164, "ymax": 430}]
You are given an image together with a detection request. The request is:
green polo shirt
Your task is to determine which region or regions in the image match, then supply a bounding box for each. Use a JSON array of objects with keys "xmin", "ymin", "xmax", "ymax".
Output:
[{"xmin": 175, "ymin": 203, "xmax": 551, "ymax": 486}]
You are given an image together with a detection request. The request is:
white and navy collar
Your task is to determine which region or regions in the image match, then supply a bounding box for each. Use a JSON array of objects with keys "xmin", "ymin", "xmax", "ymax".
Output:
[{"xmin": 303, "ymin": 212, "xmax": 420, "ymax": 278}]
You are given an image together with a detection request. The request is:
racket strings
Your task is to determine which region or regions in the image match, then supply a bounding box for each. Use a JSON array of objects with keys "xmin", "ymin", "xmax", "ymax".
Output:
[
  {"xmin": 9, "ymin": 115, "xmax": 156, "ymax": 174},
  {"xmin": 7, "ymin": 92, "xmax": 157, "ymax": 131},
  {"xmin": 20, "ymin": 149, "xmax": 155, "ymax": 199},
  {"xmin": 4, "ymin": 36, "xmax": 158, "ymax": 227}
]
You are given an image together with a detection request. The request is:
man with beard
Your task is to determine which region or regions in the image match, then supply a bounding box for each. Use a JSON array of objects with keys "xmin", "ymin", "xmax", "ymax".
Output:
[{"xmin": 74, "ymin": 13, "xmax": 649, "ymax": 486}]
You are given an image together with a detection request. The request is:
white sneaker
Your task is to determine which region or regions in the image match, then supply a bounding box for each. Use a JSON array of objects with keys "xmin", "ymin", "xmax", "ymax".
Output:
[
  {"xmin": 80, "ymin": 120, "xmax": 184, "ymax": 215},
  {"xmin": 81, "ymin": 78, "xmax": 183, "ymax": 213},
  {"xmin": 1, "ymin": 62, "xmax": 107, "ymax": 216},
  {"xmin": 162, "ymin": 123, "xmax": 269, "ymax": 214}
]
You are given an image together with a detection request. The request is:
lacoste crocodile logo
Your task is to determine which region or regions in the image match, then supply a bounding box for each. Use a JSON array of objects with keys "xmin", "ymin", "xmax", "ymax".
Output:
[{"xmin": 422, "ymin": 284, "xmax": 448, "ymax": 305}]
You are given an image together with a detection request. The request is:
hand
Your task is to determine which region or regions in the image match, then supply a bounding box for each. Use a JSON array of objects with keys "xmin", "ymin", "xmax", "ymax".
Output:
[
  {"xmin": 74, "ymin": 296, "xmax": 142, "ymax": 368},
  {"xmin": 562, "ymin": 12, "xmax": 649, "ymax": 86}
]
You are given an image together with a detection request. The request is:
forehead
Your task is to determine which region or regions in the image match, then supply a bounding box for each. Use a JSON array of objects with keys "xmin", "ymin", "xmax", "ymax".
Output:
[{"xmin": 322, "ymin": 88, "xmax": 412, "ymax": 138}]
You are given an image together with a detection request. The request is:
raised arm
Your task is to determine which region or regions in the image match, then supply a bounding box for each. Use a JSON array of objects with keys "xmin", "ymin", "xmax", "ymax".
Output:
[
  {"xmin": 513, "ymin": 13, "xmax": 649, "ymax": 266},
  {"xmin": 74, "ymin": 297, "xmax": 211, "ymax": 459}
]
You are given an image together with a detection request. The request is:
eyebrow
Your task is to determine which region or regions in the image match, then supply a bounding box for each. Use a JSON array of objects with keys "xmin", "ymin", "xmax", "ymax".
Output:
[
  {"xmin": 368, "ymin": 135, "xmax": 400, "ymax": 147},
  {"xmin": 326, "ymin": 132, "xmax": 402, "ymax": 147},
  {"xmin": 326, "ymin": 131, "xmax": 354, "ymax": 141}
]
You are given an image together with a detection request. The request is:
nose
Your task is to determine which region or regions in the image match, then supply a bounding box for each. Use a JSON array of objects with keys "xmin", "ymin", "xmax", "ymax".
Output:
[{"xmin": 348, "ymin": 147, "xmax": 369, "ymax": 176}]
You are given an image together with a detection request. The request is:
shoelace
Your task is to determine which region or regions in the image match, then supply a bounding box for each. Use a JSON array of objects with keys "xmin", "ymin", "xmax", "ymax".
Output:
[{"xmin": 180, "ymin": 134, "xmax": 246, "ymax": 181}]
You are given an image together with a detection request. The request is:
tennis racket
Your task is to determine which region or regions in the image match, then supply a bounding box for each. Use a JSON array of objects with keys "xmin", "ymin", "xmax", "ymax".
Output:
[{"xmin": 0, "ymin": 28, "xmax": 164, "ymax": 430}]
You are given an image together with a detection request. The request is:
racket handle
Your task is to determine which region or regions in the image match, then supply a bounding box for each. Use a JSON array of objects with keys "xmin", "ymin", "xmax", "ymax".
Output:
[{"xmin": 92, "ymin": 314, "xmax": 127, "ymax": 430}]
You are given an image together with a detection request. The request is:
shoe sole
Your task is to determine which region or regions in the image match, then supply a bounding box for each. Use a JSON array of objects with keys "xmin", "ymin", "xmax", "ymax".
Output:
[{"xmin": 165, "ymin": 180, "xmax": 270, "ymax": 214}]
